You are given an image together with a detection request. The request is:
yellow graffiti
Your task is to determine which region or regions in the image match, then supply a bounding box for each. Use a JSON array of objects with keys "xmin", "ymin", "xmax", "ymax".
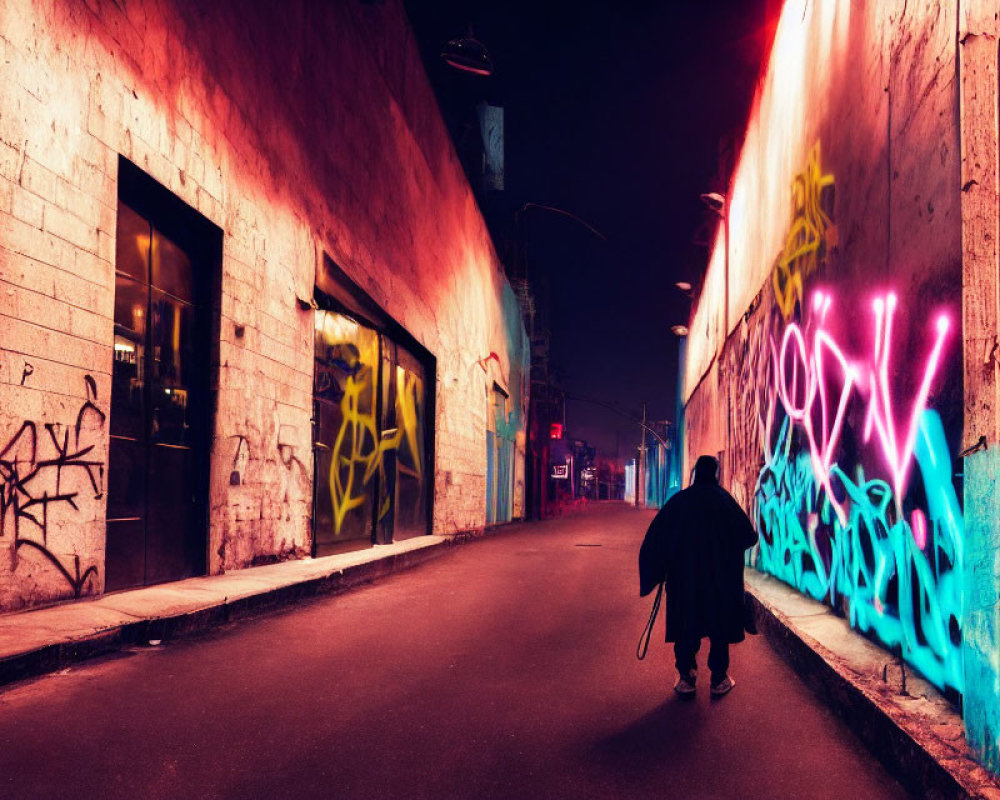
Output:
[
  {"xmin": 394, "ymin": 368, "xmax": 424, "ymax": 484},
  {"xmin": 772, "ymin": 142, "xmax": 835, "ymax": 319},
  {"xmin": 325, "ymin": 349, "xmax": 424, "ymax": 536}
]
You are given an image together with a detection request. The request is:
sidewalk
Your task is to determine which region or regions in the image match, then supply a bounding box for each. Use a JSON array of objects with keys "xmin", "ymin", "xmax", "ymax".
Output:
[
  {"xmin": 0, "ymin": 534, "xmax": 453, "ymax": 687},
  {"xmin": 746, "ymin": 570, "xmax": 1000, "ymax": 800}
]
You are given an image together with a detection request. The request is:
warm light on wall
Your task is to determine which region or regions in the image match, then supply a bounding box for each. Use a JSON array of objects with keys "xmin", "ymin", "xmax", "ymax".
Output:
[
  {"xmin": 685, "ymin": 0, "xmax": 853, "ymax": 404},
  {"xmin": 683, "ymin": 226, "xmax": 725, "ymax": 399}
]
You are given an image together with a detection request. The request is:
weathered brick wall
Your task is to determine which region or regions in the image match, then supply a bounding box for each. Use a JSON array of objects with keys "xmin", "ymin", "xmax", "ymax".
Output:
[{"xmin": 0, "ymin": 0, "xmax": 525, "ymax": 610}]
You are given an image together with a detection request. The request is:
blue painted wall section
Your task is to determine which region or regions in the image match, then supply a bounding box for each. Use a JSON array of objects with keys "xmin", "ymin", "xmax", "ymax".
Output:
[
  {"xmin": 962, "ymin": 448, "xmax": 1000, "ymax": 771},
  {"xmin": 485, "ymin": 281, "xmax": 529, "ymax": 523},
  {"xmin": 671, "ymin": 336, "xmax": 686, "ymax": 501},
  {"xmin": 644, "ymin": 441, "xmax": 671, "ymax": 509}
]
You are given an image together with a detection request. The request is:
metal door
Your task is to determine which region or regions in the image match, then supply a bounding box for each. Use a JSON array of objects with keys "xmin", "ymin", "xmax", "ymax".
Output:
[{"xmin": 105, "ymin": 201, "xmax": 208, "ymax": 590}]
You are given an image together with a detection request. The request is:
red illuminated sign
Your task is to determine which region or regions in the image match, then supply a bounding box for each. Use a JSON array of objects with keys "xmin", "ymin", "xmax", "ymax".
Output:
[{"xmin": 549, "ymin": 423, "xmax": 563, "ymax": 439}]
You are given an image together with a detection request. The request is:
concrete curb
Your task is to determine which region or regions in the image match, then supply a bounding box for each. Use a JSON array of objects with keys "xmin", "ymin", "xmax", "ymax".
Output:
[
  {"xmin": 0, "ymin": 536, "xmax": 456, "ymax": 690},
  {"xmin": 746, "ymin": 581, "xmax": 999, "ymax": 800}
]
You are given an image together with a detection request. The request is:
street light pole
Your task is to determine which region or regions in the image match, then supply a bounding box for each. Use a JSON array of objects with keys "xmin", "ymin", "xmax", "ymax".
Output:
[{"xmin": 637, "ymin": 402, "xmax": 647, "ymax": 508}]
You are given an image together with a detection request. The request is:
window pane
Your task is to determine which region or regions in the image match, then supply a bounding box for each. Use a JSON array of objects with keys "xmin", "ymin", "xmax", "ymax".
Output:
[
  {"xmin": 115, "ymin": 202, "xmax": 149, "ymax": 281},
  {"xmin": 114, "ymin": 274, "xmax": 147, "ymax": 336},
  {"xmin": 151, "ymin": 227, "xmax": 193, "ymax": 302},
  {"xmin": 150, "ymin": 289, "xmax": 195, "ymax": 445},
  {"xmin": 390, "ymin": 347, "xmax": 427, "ymax": 539},
  {"xmin": 312, "ymin": 310, "xmax": 379, "ymax": 551},
  {"xmin": 111, "ymin": 275, "xmax": 146, "ymax": 439}
]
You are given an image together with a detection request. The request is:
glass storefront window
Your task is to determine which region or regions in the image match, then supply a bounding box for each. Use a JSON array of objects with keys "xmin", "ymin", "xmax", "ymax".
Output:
[{"xmin": 313, "ymin": 309, "xmax": 430, "ymax": 554}]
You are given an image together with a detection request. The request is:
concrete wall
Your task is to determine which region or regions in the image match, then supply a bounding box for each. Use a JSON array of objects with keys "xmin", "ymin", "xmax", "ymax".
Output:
[
  {"xmin": 0, "ymin": 0, "xmax": 527, "ymax": 610},
  {"xmin": 683, "ymin": 0, "xmax": 1000, "ymax": 773},
  {"xmin": 683, "ymin": 0, "xmax": 969, "ymax": 716}
]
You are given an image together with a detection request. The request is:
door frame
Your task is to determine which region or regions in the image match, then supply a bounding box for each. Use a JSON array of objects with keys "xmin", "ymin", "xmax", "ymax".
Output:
[{"xmin": 106, "ymin": 157, "xmax": 222, "ymax": 591}]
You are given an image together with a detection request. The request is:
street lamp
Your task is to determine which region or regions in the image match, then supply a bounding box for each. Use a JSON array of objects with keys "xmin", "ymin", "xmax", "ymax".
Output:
[
  {"xmin": 670, "ymin": 324, "xmax": 689, "ymax": 337},
  {"xmin": 700, "ymin": 190, "xmax": 728, "ymax": 333},
  {"xmin": 699, "ymin": 192, "xmax": 725, "ymax": 216},
  {"xmin": 441, "ymin": 30, "xmax": 494, "ymax": 76}
]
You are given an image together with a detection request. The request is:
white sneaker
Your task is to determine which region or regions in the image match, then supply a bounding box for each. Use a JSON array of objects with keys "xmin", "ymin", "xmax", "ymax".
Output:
[
  {"xmin": 710, "ymin": 675, "xmax": 735, "ymax": 696},
  {"xmin": 674, "ymin": 673, "xmax": 697, "ymax": 696}
]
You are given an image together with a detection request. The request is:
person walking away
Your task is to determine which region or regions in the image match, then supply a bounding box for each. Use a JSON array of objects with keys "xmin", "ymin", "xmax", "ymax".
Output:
[{"xmin": 638, "ymin": 455, "xmax": 758, "ymax": 697}]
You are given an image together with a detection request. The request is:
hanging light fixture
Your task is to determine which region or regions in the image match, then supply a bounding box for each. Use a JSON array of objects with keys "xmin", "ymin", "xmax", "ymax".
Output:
[{"xmin": 441, "ymin": 28, "xmax": 493, "ymax": 76}]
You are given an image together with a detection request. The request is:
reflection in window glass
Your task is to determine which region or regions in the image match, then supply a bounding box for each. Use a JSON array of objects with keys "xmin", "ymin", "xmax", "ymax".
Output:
[
  {"xmin": 115, "ymin": 203, "xmax": 150, "ymax": 282},
  {"xmin": 150, "ymin": 289, "xmax": 195, "ymax": 445},
  {"xmin": 114, "ymin": 275, "xmax": 147, "ymax": 337},
  {"xmin": 313, "ymin": 310, "xmax": 380, "ymax": 552},
  {"xmin": 111, "ymin": 274, "xmax": 146, "ymax": 440},
  {"xmin": 152, "ymin": 228, "xmax": 194, "ymax": 302}
]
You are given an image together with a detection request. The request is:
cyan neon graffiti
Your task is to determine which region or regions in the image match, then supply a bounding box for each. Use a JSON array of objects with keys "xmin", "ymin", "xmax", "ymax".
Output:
[
  {"xmin": 775, "ymin": 291, "xmax": 950, "ymax": 523},
  {"xmin": 754, "ymin": 411, "xmax": 963, "ymax": 692},
  {"xmin": 756, "ymin": 303, "xmax": 964, "ymax": 694}
]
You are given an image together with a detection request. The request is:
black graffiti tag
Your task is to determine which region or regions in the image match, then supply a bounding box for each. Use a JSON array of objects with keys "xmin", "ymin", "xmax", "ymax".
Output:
[{"xmin": 0, "ymin": 375, "xmax": 106, "ymax": 596}]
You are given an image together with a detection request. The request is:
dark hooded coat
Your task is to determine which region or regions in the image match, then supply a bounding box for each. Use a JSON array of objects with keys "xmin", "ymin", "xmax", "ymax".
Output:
[{"xmin": 639, "ymin": 464, "xmax": 758, "ymax": 643}]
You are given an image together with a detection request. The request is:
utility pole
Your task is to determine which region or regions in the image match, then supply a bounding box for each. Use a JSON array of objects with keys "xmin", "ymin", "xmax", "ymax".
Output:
[{"xmin": 636, "ymin": 402, "xmax": 647, "ymax": 508}]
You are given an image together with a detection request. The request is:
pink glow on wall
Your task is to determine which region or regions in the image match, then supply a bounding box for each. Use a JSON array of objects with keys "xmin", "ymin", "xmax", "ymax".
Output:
[
  {"xmin": 683, "ymin": 0, "xmax": 855, "ymax": 406},
  {"xmin": 911, "ymin": 508, "xmax": 928, "ymax": 550},
  {"xmin": 863, "ymin": 293, "xmax": 950, "ymax": 511},
  {"xmin": 777, "ymin": 290, "xmax": 857, "ymax": 524},
  {"xmin": 775, "ymin": 291, "xmax": 949, "ymax": 519}
]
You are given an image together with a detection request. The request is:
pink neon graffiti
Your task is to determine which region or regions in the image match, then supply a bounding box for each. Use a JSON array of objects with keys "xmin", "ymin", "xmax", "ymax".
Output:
[
  {"xmin": 863, "ymin": 293, "xmax": 950, "ymax": 511},
  {"xmin": 777, "ymin": 291, "xmax": 857, "ymax": 523},
  {"xmin": 911, "ymin": 508, "xmax": 928, "ymax": 550},
  {"xmin": 775, "ymin": 291, "xmax": 949, "ymax": 518}
]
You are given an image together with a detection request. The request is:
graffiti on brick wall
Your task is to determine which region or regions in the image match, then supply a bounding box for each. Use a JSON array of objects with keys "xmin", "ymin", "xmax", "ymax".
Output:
[
  {"xmin": 722, "ymin": 292, "xmax": 780, "ymax": 508},
  {"xmin": 723, "ymin": 144, "xmax": 966, "ymax": 695},
  {"xmin": 0, "ymin": 375, "xmax": 105, "ymax": 596},
  {"xmin": 771, "ymin": 142, "xmax": 835, "ymax": 320}
]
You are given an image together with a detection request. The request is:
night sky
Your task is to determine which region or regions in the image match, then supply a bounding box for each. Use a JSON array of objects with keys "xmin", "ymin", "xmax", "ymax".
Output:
[{"xmin": 406, "ymin": 1, "xmax": 773, "ymax": 463}]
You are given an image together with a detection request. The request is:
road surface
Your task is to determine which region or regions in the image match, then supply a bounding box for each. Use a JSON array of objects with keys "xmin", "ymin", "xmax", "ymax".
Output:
[{"xmin": 0, "ymin": 503, "xmax": 908, "ymax": 799}]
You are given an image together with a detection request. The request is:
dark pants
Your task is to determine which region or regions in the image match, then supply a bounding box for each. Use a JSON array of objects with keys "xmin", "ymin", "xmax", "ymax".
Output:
[{"xmin": 674, "ymin": 636, "xmax": 730, "ymax": 683}]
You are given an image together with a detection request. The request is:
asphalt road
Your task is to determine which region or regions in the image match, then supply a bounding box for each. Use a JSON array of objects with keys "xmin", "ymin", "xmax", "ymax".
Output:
[{"xmin": 0, "ymin": 503, "xmax": 909, "ymax": 799}]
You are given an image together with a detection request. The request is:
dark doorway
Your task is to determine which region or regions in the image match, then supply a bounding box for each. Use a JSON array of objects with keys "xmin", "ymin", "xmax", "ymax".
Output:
[{"xmin": 105, "ymin": 159, "xmax": 221, "ymax": 592}]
